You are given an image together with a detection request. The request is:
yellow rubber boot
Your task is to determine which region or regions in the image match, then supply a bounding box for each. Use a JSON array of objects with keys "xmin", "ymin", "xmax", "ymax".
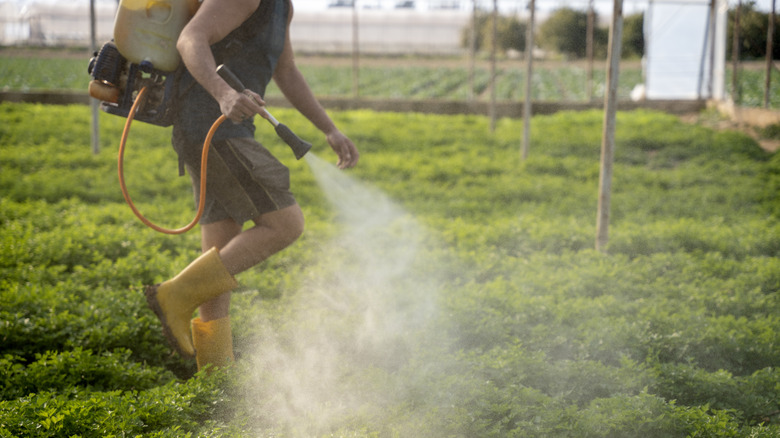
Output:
[
  {"xmin": 144, "ymin": 248, "xmax": 237, "ymax": 358},
  {"xmin": 192, "ymin": 316, "xmax": 235, "ymax": 372}
]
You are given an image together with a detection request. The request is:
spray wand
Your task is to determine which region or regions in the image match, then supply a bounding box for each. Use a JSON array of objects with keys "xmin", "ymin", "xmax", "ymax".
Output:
[{"xmin": 216, "ymin": 64, "xmax": 311, "ymax": 159}]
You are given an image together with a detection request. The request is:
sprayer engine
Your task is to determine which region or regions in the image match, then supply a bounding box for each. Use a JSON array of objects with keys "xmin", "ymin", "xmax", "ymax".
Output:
[{"xmin": 88, "ymin": 41, "xmax": 176, "ymax": 127}]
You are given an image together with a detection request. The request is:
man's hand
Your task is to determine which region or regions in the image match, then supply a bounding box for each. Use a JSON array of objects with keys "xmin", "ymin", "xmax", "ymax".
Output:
[
  {"xmin": 219, "ymin": 89, "xmax": 266, "ymax": 124},
  {"xmin": 326, "ymin": 129, "xmax": 359, "ymax": 169}
]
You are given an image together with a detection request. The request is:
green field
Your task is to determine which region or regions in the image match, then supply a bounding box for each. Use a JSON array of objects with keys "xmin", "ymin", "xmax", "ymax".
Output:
[
  {"xmin": 1, "ymin": 101, "xmax": 779, "ymax": 436},
  {"xmin": 3, "ymin": 51, "xmax": 780, "ymax": 107}
]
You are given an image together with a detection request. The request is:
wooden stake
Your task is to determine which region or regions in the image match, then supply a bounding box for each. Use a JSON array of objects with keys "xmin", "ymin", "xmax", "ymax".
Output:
[
  {"xmin": 469, "ymin": 0, "xmax": 477, "ymax": 101},
  {"xmin": 90, "ymin": 0, "xmax": 100, "ymax": 155},
  {"xmin": 732, "ymin": 0, "xmax": 742, "ymax": 103},
  {"xmin": 352, "ymin": 1, "xmax": 360, "ymax": 99},
  {"xmin": 586, "ymin": 0, "xmax": 595, "ymax": 101},
  {"xmin": 522, "ymin": 0, "xmax": 535, "ymax": 159},
  {"xmin": 596, "ymin": 0, "xmax": 623, "ymax": 253},
  {"xmin": 489, "ymin": 0, "xmax": 498, "ymax": 132},
  {"xmin": 765, "ymin": 0, "xmax": 776, "ymax": 109}
]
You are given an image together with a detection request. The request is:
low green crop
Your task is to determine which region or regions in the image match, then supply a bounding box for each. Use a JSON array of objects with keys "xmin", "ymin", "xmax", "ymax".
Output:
[
  {"xmin": 1, "ymin": 53, "xmax": 777, "ymax": 109},
  {"xmin": 1, "ymin": 102, "xmax": 778, "ymax": 436},
  {"xmin": 0, "ymin": 370, "xmax": 236, "ymax": 437}
]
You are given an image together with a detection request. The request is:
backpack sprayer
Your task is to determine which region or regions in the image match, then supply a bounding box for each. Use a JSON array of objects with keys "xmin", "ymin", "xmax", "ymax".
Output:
[{"xmin": 87, "ymin": 0, "xmax": 311, "ymax": 234}]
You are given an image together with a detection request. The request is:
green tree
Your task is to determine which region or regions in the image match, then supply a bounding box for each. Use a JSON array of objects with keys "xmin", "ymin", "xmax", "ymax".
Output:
[
  {"xmin": 461, "ymin": 12, "xmax": 527, "ymax": 53},
  {"xmin": 537, "ymin": 7, "xmax": 608, "ymax": 59},
  {"xmin": 497, "ymin": 14, "xmax": 527, "ymax": 53},
  {"xmin": 622, "ymin": 13, "xmax": 645, "ymax": 59},
  {"xmin": 461, "ymin": 12, "xmax": 491, "ymax": 52},
  {"xmin": 728, "ymin": 0, "xmax": 780, "ymax": 59}
]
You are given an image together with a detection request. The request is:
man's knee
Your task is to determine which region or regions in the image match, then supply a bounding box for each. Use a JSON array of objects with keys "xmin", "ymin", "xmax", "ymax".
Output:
[
  {"xmin": 256, "ymin": 204, "xmax": 304, "ymax": 247},
  {"xmin": 282, "ymin": 210, "xmax": 304, "ymax": 245}
]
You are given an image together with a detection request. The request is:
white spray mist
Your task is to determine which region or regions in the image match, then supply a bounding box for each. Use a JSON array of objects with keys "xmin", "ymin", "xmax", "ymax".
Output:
[{"xmin": 242, "ymin": 153, "xmax": 441, "ymax": 437}]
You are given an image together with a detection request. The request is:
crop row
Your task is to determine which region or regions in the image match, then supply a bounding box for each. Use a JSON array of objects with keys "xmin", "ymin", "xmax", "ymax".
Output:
[{"xmin": 0, "ymin": 54, "xmax": 776, "ymax": 106}]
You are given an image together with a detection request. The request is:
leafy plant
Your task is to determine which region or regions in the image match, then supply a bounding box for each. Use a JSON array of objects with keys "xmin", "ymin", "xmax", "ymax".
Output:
[{"xmin": 1, "ymin": 102, "xmax": 778, "ymax": 436}]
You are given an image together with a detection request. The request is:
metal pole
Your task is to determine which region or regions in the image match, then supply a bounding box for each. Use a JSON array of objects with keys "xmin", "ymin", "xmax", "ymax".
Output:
[
  {"xmin": 351, "ymin": 0, "xmax": 359, "ymax": 99},
  {"xmin": 90, "ymin": 0, "xmax": 100, "ymax": 155},
  {"xmin": 645, "ymin": 0, "xmax": 653, "ymax": 96},
  {"xmin": 469, "ymin": 0, "xmax": 477, "ymax": 101},
  {"xmin": 586, "ymin": 0, "xmax": 595, "ymax": 101},
  {"xmin": 765, "ymin": 0, "xmax": 775, "ymax": 108},
  {"xmin": 713, "ymin": 0, "xmax": 728, "ymax": 100},
  {"xmin": 703, "ymin": 0, "xmax": 715, "ymax": 97},
  {"xmin": 708, "ymin": 0, "xmax": 717, "ymax": 97},
  {"xmin": 489, "ymin": 0, "xmax": 498, "ymax": 132},
  {"xmin": 596, "ymin": 0, "xmax": 623, "ymax": 253},
  {"xmin": 732, "ymin": 0, "xmax": 741, "ymax": 103},
  {"xmin": 521, "ymin": 0, "xmax": 535, "ymax": 159}
]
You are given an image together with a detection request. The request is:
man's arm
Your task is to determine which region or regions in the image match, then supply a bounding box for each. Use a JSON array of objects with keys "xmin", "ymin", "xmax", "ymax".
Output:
[
  {"xmin": 273, "ymin": 3, "xmax": 359, "ymax": 168},
  {"xmin": 176, "ymin": 0, "xmax": 264, "ymax": 122}
]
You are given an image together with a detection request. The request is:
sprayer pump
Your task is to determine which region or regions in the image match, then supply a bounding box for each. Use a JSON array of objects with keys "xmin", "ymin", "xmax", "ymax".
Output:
[{"xmin": 88, "ymin": 41, "xmax": 176, "ymax": 127}]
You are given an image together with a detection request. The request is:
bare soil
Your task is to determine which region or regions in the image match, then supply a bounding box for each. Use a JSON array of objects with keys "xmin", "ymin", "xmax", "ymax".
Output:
[{"xmin": 679, "ymin": 111, "xmax": 780, "ymax": 153}]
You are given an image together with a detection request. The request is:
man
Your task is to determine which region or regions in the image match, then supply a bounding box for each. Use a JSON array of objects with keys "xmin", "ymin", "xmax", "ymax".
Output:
[{"xmin": 144, "ymin": 0, "xmax": 359, "ymax": 372}]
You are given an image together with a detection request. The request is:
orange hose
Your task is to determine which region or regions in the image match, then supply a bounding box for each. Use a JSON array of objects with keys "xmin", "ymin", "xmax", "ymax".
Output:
[{"xmin": 118, "ymin": 86, "xmax": 227, "ymax": 234}]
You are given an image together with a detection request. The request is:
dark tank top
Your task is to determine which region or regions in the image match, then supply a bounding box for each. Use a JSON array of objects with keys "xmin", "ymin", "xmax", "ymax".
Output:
[{"xmin": 172, "ymin": 0, "xmax": 289, "ymax": 146}]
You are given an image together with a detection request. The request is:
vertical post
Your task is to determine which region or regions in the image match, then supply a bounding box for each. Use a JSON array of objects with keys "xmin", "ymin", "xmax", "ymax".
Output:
[
  {"xmin": 586, "ymin": 0, "xmax": 595, "ymax": 101},
  {"xmin": 489, "ymin": 0, "xmax": 498, "ymax": 132},
  {"xmin": 90, "ymin": 0, "xmax": 100, "ymax": 155},
  {"xmin": 713, "ymin": 0, "xmax": 728, "ymax": 100},
  {"xmin": 732, "ymin": 0, "xmax": 741, "ymax": 103},
  {"xmin": 596, "ymin": 0, "xmax": 623, "ymax": 253},
  {"xmin": 765, "ymin": 0, "xmax": 775, "ymax": 108},
  {"xmin": 700, "ymin": 0, "xmax": 714, "ymax": 98},
  {"xmin": 469, "ymin": 0, "xmax": 477, "ymax": 101},
  {"xmin": 352, "ymin": 0, "xmax": 360, "ymax": 99},
  {"xmin": 521, "ymin": 0, "xmax": 535, "ymax": 159},
  {"xmin": 708, "ymin": 0, "xmax": 717, "ymax": 96},
  {"xmin": 645, "ymin": 0, "xmax": 653, "ymax": 95}
]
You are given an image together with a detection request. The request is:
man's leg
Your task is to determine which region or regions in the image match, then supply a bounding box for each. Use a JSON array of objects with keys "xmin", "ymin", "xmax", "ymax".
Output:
[
  {"xmin": 191, "ymin": 204, "xmax": 303, "ymax": 370},
  {"xmin": 192, "ymin": 205, "xmax": 303, "ymax": 370},
  {"xmin": 196, "ymin": 217, "xmax": 242, "ymax": 323},
  {"xmin": 146, "ymin": 204, "xmax": 303, "ymax": 360},
  {"xmin": 198, "ymin": 203, "xmax": 305, "ymax": 321}
]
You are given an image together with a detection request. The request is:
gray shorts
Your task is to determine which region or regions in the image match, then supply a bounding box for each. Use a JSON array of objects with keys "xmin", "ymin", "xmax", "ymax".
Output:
[{"xmin": 176, "ymin": 136, "xmax": 297, "ymax": 225}]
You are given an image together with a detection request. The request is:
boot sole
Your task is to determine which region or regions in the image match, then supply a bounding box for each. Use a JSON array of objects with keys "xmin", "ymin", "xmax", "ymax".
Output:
[{"xmin": 144, "ymin": 284, "xmax": 195, "ymax": 359}]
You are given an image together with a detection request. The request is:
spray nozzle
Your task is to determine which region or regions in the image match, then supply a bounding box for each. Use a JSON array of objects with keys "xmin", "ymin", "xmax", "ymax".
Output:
[{"xmin": 216, "ymin": 64, "xmax": 312, "ymax": 160}]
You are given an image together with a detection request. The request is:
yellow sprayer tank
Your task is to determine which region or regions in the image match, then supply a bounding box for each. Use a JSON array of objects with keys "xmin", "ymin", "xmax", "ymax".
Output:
[{"xmin": 113, "ymin": 0, "xmax": 200, "ymax": 72}]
